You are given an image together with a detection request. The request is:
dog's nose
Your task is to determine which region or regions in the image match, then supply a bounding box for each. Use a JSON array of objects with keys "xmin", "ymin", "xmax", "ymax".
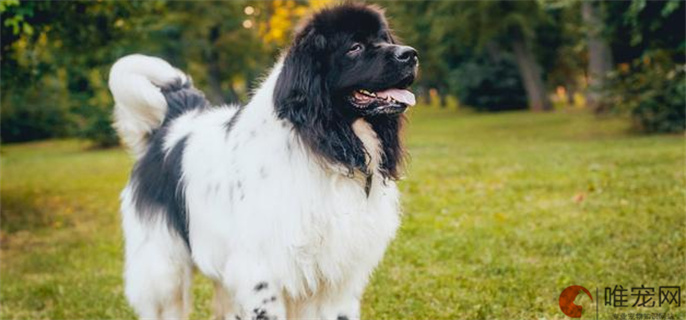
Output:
[{"xmin": 394, "ymin": 46, "xmax": 418, "ymax": 64}]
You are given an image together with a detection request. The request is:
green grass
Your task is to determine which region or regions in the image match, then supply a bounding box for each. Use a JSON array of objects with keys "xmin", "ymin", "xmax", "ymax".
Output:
[{"xmin": 1, "ymin": 109, "xmax": 684, "ymax": 320}]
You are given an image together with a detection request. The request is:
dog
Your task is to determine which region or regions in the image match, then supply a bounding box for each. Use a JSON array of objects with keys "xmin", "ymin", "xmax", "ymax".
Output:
[{"xmin": 109, "ymin": 4, "xmax": 418, "ymax": 320}]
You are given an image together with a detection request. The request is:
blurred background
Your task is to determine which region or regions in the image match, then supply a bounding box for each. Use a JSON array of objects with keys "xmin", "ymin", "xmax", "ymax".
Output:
[
  {"xmin": 1, "ymin": 0, "xmax": 684, "ymax": 146},
  {"xmin": 1, "ymin": 1, "xmax": 685, "ymax": 320}
]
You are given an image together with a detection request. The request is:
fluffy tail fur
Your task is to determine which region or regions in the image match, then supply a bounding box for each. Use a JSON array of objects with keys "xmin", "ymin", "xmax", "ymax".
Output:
[{"xmin": 109, "ymin": 54, "xmax": 189, "ymax": 158}]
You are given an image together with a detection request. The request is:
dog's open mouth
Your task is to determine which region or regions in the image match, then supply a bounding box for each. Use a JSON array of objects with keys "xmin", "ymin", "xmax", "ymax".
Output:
[{"xmin": 349, "ymin": 88, "xmax": 416, "ymax": 115}]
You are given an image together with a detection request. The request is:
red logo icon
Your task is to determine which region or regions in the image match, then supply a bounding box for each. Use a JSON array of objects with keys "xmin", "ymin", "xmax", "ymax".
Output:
[{"xmin": 559, "ymin": 285, "xmax": 594, "ymax": 318}]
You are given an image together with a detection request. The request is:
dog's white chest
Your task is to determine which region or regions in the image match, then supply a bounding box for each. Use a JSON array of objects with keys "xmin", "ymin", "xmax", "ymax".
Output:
[
  {"xmin": 174, "ymin": 102, "xmax": 401, "ymax": 300},
  {"xmin": 286, "ymin": 174, "xmax": 400, "ymax": 292},
  {"xmin": 186, "ymin": 150, "xmax": 400, "ymax": 297}
]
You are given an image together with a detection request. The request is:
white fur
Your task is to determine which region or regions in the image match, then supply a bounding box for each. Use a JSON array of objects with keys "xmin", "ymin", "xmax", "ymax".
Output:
[
  {"xmin": 109, "ymin": 54, "xmax": 189, "ymax": 159},
  {"xmin": 112, "ymin": 54, "xmax": 401, "ymax": 320}
]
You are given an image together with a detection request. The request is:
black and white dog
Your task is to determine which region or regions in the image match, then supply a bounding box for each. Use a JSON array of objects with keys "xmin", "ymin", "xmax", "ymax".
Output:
[{"xmin": 109, "ymin": 4, "xmax": 417, "ymax": 320}]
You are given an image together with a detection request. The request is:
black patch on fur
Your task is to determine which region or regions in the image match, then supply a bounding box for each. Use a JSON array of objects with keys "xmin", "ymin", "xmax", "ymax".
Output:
[
  {"xmin": 224, "ymin": 106, "xmax": 244, "ymax": 135},
  {"xmin": 254, "ymin": 282, "xmax": 268, "ymax": 291},
  {"xmin": 161, "ymin": 80, "xmax": 210, "ymax": 119},
  {"xmin": 367, "ymin": 114, "xmax": 406, "ymax": 179},
  {"xmin": 261, "ymin": 295, "xmax": 277, "ymax": 304},
  {"xmin": 273, "ymin": 4, "xmax": 410, "ymax": 180},
  {"xmin": 253, "ymin": 308, "xmax": 268, "ymax": 320},
  {"xmin": 337, "ymin": 316, "xmax": 349, "ymax": 320},
  {"xmin": 364, "ymin": 173, "xmax": 373, "ymax": 197},
  {"xmin": 130, "ymin": 78, "xmax": 210, "ymax": 248},
  {"xmin": 132, "ymin": 134, "xmax": 190, "ymax": 247}
]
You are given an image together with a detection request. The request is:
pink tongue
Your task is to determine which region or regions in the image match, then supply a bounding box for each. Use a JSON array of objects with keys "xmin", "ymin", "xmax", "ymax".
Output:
[{"xmin": 376, "ymin": 89, "xmax": 416, "ymax": 106}]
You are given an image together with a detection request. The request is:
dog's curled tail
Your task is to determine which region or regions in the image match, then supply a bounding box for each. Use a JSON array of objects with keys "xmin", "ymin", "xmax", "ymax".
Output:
[{"xmin": 109, "ymin": 54, "xmax": 189, "ymax": 159}]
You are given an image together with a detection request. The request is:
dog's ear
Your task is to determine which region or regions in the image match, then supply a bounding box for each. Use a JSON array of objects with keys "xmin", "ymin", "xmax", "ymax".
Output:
[{"xmin": 273, "ymin": 26, "xmax": 329, "ymax": 127}]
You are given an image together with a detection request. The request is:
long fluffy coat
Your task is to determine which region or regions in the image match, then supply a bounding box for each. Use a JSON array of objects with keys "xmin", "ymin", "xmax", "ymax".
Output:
[
  {"xmin": 111, "ymin": 56, "xmax": 400, "ymax": 320},
  {"xmin": 110, "ymin": 4, "xmax": 412, "ymax": 320}
]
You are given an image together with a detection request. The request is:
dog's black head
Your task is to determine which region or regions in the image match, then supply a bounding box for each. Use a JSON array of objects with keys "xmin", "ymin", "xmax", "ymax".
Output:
[{"xmin": 274, "ymin": 4, "xmax": 418, "ymax": 179}]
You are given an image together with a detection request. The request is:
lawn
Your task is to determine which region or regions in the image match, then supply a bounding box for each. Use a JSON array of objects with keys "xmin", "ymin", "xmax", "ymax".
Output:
[{"xmin": 1, "ymin": 108, "xmax": 684, "ymax": 320}]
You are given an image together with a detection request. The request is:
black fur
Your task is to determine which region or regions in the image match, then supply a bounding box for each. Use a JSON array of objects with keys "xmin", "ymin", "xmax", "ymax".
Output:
[
  {"xmin": 253, "ymin": 307, "xmax": 269, "ymax": 320},
  {"xmin": 225, "ymin": 105, "xmax": 244, "ymax": 134},
  {"xmin": 161, "ymin": 79, "xmax": 210, "ymax": 119},
  {"xmin": 254, "ymin": 282, "xmax": 268, "ymax": 291},
  {"xmin": 368, "ymin": 114, "xmax": 405, "ymax": 179},
  {"xmin": 273, "ymin": 4, "xmax": 416, "ymax": 180},
  {"xmin": 130, "ymin": 79, "xmax": 210, "ymax": 248},
  {"xmin": 273, "ymin": 22, "xmax": 367, "ymax": 177}
]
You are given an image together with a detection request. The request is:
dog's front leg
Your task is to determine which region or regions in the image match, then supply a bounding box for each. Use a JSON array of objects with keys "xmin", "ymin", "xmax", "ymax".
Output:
[
  {"xmin": 318, "ymin": 293, "xmax": 361, "ymax": 320},
  {"xmin": 222, "ymin": 258, "xmax": 287, "ymax": 320},
  {"xmin": 317, "ymin": 276, "xmax": 368, "ymax": 320}
]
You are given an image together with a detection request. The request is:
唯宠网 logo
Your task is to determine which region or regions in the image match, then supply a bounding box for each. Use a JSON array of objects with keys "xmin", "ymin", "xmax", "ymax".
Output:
[
  {"xmin": 558, "ymin": 284, "xmax": 681, "ymax": 319},
  {"xmin": 559, "ymin": 285, "xmax": 594, "ymax": 318}
]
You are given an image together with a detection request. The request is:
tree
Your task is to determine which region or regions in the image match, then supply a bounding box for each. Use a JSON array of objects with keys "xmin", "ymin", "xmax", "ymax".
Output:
[
  {"xmin": 540, "ymin": 1, "xmax": 586, "ymax": 106},
  {"xmin": 511, "ymin": 36, "xmax": 552, "ymax": 111},
  {"xmin": 456, "ymin": 1, "xmax": 554, "ymax": 111},
  {"xmin": 0, "ymin": 1, "xmax": 274, "ymax": 145},
  {"xmin": 582, "ymin": 1, "xmax": 614, "ymax": 110},
  {"xmin": 600, "ymin": 0, "xmax": 685, "ymax": 133},
  {"xmin": 387, "ymin": 2, "xmax": 532, "ymax": 110},
  {"xmin": 395, "ymin": 1, "xmax": 554, "ymax": 111},
  {"xmin": 385, "ymin": 2, "xmax": 456, "ymax": 106},
  {"xmin": 153, "ymin": 1, "xmax": 288, "ymax": 105},
  {"xmin": 0, "ymin": 1, "xmax": 153, "ymax": 144}
]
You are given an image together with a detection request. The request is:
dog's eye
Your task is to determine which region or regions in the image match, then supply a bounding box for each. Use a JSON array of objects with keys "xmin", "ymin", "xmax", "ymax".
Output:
[{"xmin": 348, "ymin": 43, "xmax": 364, "ymax": 54}]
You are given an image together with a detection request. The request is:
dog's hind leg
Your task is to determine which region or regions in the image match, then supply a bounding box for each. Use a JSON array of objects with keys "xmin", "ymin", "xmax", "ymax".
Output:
[
  {"xmin": 122, "ymin": 189, "xmax": 193, "ymax": 320},
  {"xmin": 123, "ymin": 216, "xmax": 192, "ymax": 319}
]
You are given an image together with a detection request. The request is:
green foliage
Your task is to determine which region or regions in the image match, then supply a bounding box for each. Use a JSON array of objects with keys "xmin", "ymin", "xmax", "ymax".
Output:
[
  {"xmin": 624, "ymin": 0, "xmax": 683, "ymax": 47},
  {"xmin": 601, "ymin": 1, "xmax": 685, "ymax": 133},
  {"xmin": 630, "ymin": 67, "xmax": 685, "ymax": 134},
  {"xmin": 607, "ymin": 0, "xmax": 685, "ymax": 64},
  {"xmin": 538, "ymin": 1, "xmax": 586, "ymax": 89},
  {"xmin": 1, "ymin": 0, "xmax": 684, "ymax": 143},
  {"xmin": 2, "ymin": 1, "xmax": 149, "ymax": 145},
  {"xmin": 603, "ymin": 54, "xmax": 685, "ymax": 134},
  {"xmin": 388, "ymin": 1, "xmax": 556, "ymax": 110},
  {"xmin": 2, "ymin": 111, "xmax": 684, "ymax": 319},
  {"xmin": 1, "ymin": 1, "xmax": 272, "ymax": 146},
  {"xmin": 450, "ymin": 55, "xmax": 527, "ymax": 111},
  {"xmin": 384, "ymin": 2, "xmax": 459, "ymax": 99},
  {"xmin": 1, "ymin": 0, "xmax": 33, "ymax": 35},
  {"xmin": 1, "ymin": 67, "xmax": 72, "ymax": 142}
]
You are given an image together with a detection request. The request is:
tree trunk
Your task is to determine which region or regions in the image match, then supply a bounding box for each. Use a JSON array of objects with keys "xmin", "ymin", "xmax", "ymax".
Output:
[
  {"xmin": 511, "ymin": 38, "xmax": 552, "ymax": 112},
  {"xmin": 205, "ymin": 25, "xmax": 239, "ymax": 105},
  {"xmin": 566, "ymin": 82, "xmax": 576, "ymax": 106},
  {"xmin": 422, "ymin": 87, "xmax": 432, "ymax": 106},
  {"xmin": 438, "ymin": 86, "xmax": 447, "ymax": 108},
  {"xmin": 206, "ymin": 61, "xmax": 228, "ymax": 105},
  {"xmin": 582, "ymin": 1, "xmax": 613, "ymax": 111}
]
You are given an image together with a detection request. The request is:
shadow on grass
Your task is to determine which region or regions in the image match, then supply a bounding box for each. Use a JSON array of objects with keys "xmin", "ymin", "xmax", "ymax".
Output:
[
  {"xmin": 1, "ymin": 188, "xmax": 78, "ymax": 237},
  {"xmin": 1, "ymin": 190, "xmax": 56, "ymax": 233}
]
